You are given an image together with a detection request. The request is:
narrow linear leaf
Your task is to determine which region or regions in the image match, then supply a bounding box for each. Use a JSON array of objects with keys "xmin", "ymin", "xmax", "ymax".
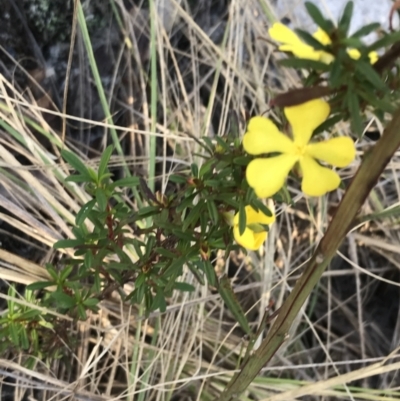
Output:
[
  {"xmin": 26, "ymin": 281, "xmax": 54, "ymax": 291},
  {"xmin": 110, "ymin": 176, "xmax": 141, "ymax": 189},
  {"xmin": 207, "ymin": 200, "xmax": 219, "ymax": 225},
  {"xmin": 76, "ymin": 198, "xmax": 96, "ymax": 225},
  {"xmin": 304, "ymin": 2, "xmax": 334, "ymax": 33},
  {"xmin": 53, "ymin": 238, "xmax": 83, "ymax": 249},
  {"xmin": 238, "ymin": 201, "xmax": 246, "ymax": 236},
  {"xmin": 98, "ymin": 145, "xmax": 114, "ymax": 179},
  {"xmin": 350, "ymin": 22, "xmax": 380, "ymax": 39},
  {"xmin": 278, "ymin": 58, "xmax": 330, "ymax": 71},
  {"xmin": 182, "ymin": 202, "xmax": 203, "ymax": 232},
  {"xmin": 295, "ymin": 28, "xmax": 327, "ymax": 51},
  {"xmin": 338, "ymin": 1, "xmax": 353, "ymax": 36},
  {"xmin": 95, "ymin": 187, "xmax": 108, "ymax": 212},
  {"xmin": 61, "ymin": 149, "xmax": 90, "ymax": 176},
  {"xmin": 250, "ymin": 199, "xmax": 273, "ymax": 217},
  {"xmin": 356, "ymin": 62, "xmax": 387, "ymax": 91},
  {"xmin": 219, "ymin": 276, "xmax": 252, "ymax": 337}
]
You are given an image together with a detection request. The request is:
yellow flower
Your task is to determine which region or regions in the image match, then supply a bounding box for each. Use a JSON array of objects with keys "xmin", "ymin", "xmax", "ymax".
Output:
[
  {"xmin": 243, "ymin": 99, "xmax": 355, "ymax": 198},
  {"xmin": 233, "ymin": 206, "xmax": 275, "ymax": 250},
  {"xmin": 268, "ymin": 22, "xmax": 378, "ymax": 64}
]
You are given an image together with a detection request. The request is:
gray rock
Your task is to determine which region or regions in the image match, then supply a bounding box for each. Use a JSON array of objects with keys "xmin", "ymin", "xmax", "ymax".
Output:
[{"xmin": 274, "ymin": 0, "xmax": 399, "ymax": 42}]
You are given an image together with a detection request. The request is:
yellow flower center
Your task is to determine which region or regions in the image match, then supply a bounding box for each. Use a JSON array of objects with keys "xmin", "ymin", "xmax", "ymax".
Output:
[{"xmin": 294, "ymin": 143, "xmax": 306, "ymax": 158}]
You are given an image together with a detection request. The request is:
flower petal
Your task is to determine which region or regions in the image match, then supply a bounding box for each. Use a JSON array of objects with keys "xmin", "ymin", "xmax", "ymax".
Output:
[
  {"xmin": 284, "ymin": 99, "xmax": 330, "ymax": 147},
  {"xmin": 233, "ymin": 226, "xmax": 267, "ymax": 250},
  {"xmin": 299, "ymin": 156, "xmax": 341, "ymax": 196},
  {"xmin": 243, "ymin": 117, "xmax": 296, "ymax": 155},
  {"xmin": 313, "ymin": 28, "xmax": 331, "ymax": 45},
  {"xmin": 269, "ymin": 23, "xmax": 321, "ymax": 60},
  {"xmin": 269, "ymin": 22, "xmax": 305, "ymax": 47},
  {"xmin": 347, "ymin": 48, "xmax": 361, "ymax": 59},
  {"xmin": 245, "ymin": 205, "xmax": 275, "ymax": 225},
  {"xmin": 306, "ymin": 137, "xmax": 355, "ymax": 167},
  {"xmin": 246, "ymin": 155, "xmax": 298, "ymax": 198},
  {"xmin": 368, "ymin": 51, "xmax": 379, "ymax": 64}
]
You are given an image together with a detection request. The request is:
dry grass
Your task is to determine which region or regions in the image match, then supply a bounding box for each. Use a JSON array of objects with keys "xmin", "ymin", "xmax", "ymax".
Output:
[{"xmin": 1, "ymin": 0, "xmax": 400, "ymax": 400}]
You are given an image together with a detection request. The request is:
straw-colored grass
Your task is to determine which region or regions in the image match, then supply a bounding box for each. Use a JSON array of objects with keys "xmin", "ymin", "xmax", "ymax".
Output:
[{"xmin": 1, "ymin": 0, "xmax": 400, "ymax": 400}]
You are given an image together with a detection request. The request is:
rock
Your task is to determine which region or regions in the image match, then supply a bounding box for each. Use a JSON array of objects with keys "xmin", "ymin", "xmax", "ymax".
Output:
[{"xmin": 273, "ymin": 0, "xmax": 399, "ymax": 42}]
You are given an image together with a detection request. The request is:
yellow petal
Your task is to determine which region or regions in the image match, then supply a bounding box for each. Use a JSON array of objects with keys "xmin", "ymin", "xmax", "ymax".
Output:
[
  {"xmin": 269, "ymin": 23, "xmax": 321, "ymax": 60},
  {"xmin": 313, "ymin": 28, "xmax": 331, "ymax": 45},
  {"xmin": 347, "ymin": 49, "xmax": 378, "ymax": 64},
  {"xmin": 243, "ymin": 117, "xmax": 296, "ymax": 155},
  {"xmin": 245, "ymin": 205, "xmax": 275, "ymax": 225},
  {"xmin": 246, "ymin": 155, "xmax": 298, "ymax": 198},
  {"xmin": 284, "ymin": 99, "xmax": 330, "ymax": 147},
  {"xmin": 279, "ymin": 44, "xmax": 323, "ymax": 60},
  {"xmin": 319, "ymin": 52, "xmax": 335, "ymax": 64},
  {"xmin": 347, "ymin": 48, "xmax": 361, "ymax": 59},
  {"xmin": 269, "ymin": 23, "xmax": 305, "ymax": 47},
  {"xmin": 368, "ymin": 51, "xmax": 379, "ymax": 64},
  {"xmin": 299, "ymin": 156, "xmax": 341, "ymax": 196},
  {"xmin": 306, "ymin": 137, "xmax": 355, "ymax": 167},
  {"xmin": 233, "ymin": 226, "xmax": 267, "ymax": 250}
]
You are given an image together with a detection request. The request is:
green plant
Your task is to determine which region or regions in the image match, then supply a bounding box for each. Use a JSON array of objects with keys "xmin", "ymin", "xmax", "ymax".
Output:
[{"xmin": 3, "ymin": 4, "xmax": 400, "ymax": 400}]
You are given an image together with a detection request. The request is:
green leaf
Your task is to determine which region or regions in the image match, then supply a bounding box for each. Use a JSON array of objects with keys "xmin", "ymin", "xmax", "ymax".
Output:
[
  {"xmin": 154, "ymin": 247, "xmax": 178, "ymax": 258},
  {"xmin": 199, "ymin": 159, "xmax": 214, "ymax": 177},
  {"xmin": 95, "ymin": 187, "xmax": 108, "ymax": 212},
  {"xmin": 350, "ymin": 22, "xmax": 380, "ymax": 39},
  {"xmin": 26, "ymin": 281, "xmax": 54, "ymax": 291},
  {"xmin": 61, "ymin": 149, "xmax": 90, "ymax": 176},
  {"xmin": 238, "ymin": 201, "xmax": 246, "ymax": 236},
  {"xmin": 65, "ymin": 174, "xmax": 92, "ymax": 183},
  {"xmin": 304, "ymin": 2, "xmax": 334, "ymax": 33},
  {"xmin": 203, "ymin": 260, "xmax": 217, "ymax": 286},
  {"xmin": 83, "ymin": 297, "xmax": 99, "ymax": 308},
  {"xmin": 60, "ymin": 265, "xmax": 73, "ymax": 282},
  {"xmin": 338, "ymin": 1, "xmax": 353, "ymax": 36},
  {"xmin": 109, "ymin": 176, "xmax": 140, "ymax": 189},
  {"xmin": 77, "ymin": 304, "xmax": 87, "ymax": 320},
  {"xmin": 233, "ymin": 156, "xmax": 251, "ymax": 166},
  {"xmin": 250, "ymin": 199, "xmax": 273, "ymax": 217},
  {"xmin": 50, "ymin": 291, "xmax": 76, "ymax": 309},
  {"xmin": 84, "ymin": 250, "xmax": 93, "ymax": 271},
  {"xmin": 358, "ymin": 90, "xmax": 396, "ymax": 113},
  {"xmin": 294, "ymin": 29, "xmax": 327, "ymax": 51},
  {"xmin": 341, "ymin": 37, "xmax": 363, "ymax": 48},
  {"xmin": 174, "ymin": 282, "xmax": 195, "ymax": 292},
  {"xmin": 312, "ymin": 114, "xmax": 343, "ymax": 136},
  {"xmin": 355, "ymin": 61, "xmax": 387, "ymax": 91},
  {"xmin": 53, "ymin": 238, "xmax": 83, "ymax": 249},
  {"xmin": 329, "ymin": 56, "xmax": 344, "ymax": 88},
  {"xmin": 218, "ymin": 276, "xmax": 252, "ymax": 337},
  {"xmin": 214, "ymin": 135, "xmax": 230, "ymax": 151},
  {"xmin": 347, "ymin": 92, "xmax": 363, "ymax": 136},
  {"xmin": 98, "ymin": 145, "xmax": 114, "ymax": 179},
  {"xmin": 151, "ymin": 289, "xmax": 167, "ymax": 312},
  {"xmin": 368, "ymin": 31, "xmax": 400, "ymax": 51},
  {"xmin": 278, "ymin": 58, "xmax": 330, "ymax": 71},
  {"xmin": 20, "ymin": 327, "xmax": 29, "ymax": 350},
  {"xmin": 191, "ymin": 163, "xmax": 199, "ymax": 177},
  {"xmin": 182, "ymin": 202, "xmax": 203, "ymax": 232},
  {"xmin": 9, "ymin": 322, "xmax": 20, "ymax": 347},
  {"xmin": 207, "ymin": 200, "xmax": 219, "ymax": 225},
  {"xmin": 46, "ymin": 264, "xmax": 59, "ymax": 281},
  {"xmin": 76, "ymin": 198, "xmax": 96, "ymax": 225},
  {"xmin": 137, "ymin": 205, "xmax": 161, "ymax": 216},
  {"xmin": 19, "ymin": 309, "xmax": 42, "ymax": 320},
  {"xmin": 168, "ymin": 174, "xmax": 188, "ymax": 184},
  {"xmin": 176, "ymin": 194, "xmax": 197, "ymax": 213}
]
